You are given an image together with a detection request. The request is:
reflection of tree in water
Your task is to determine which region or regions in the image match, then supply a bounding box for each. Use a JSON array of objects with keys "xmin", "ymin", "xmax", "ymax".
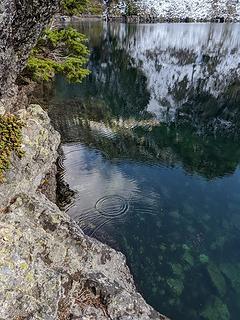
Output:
[
  {"xmin": 53, "ymin": 22, "xmax": 151, "ymax": 119},
  {"xmin": 113, "ymin": 23, "xmax": 240, "ymax": 133},
  {"xmin": 47, "ymin": 24, "xmax": 240, "ymax": 179},
  {"xmin": 49, "ymin": 98, "xmax": 240, "ymax": 180},
  {"xmin": 48, "ymin": 22, "xmax": 240, "ymax": 138},
  {"xmin": 174, "ymin": 77, "xmax": 240, "ymax": 136}
]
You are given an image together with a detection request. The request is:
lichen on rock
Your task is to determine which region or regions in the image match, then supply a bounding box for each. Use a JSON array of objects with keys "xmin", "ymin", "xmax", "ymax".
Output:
[
  {"xmin": 0, "ymin": 104, "xmax": 60, "ymax": 208},
  {"xmin": 0, "ymin": 113, "xmax": 25, "ymax": 183},
  {"xmin": 0, "ymin": 192, "xmax": 168, "ymax": 319}
]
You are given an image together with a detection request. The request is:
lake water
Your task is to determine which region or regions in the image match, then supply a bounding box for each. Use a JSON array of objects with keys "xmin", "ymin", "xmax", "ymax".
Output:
[{"xmin": 47, "ymin": 21, "xmax": 240, "ymax": 320}]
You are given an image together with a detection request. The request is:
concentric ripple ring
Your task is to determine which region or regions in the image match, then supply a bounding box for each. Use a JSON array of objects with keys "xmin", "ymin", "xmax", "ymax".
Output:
[{"xmin": 95, "ymin": 195, "xmax": 129, "ymax": 218}]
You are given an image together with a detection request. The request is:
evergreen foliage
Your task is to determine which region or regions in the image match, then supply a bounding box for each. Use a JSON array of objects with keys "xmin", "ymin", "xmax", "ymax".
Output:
[
  {"xmin": 61, "ymin": 0, "xmax": 103, "ymax": 16},
  {"xmin": 24, "ymin": 27, "xmax": 90, "ymax": 83},
  {"xmin": 125, "ymin": 0, "xmax": 139, "ymax": 16},
  {"xmin": 62, "ymin": 0, "xmax": 89, "ymax": 15}
]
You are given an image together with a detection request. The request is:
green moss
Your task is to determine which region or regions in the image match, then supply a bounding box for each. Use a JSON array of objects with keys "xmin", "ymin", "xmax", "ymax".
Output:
[
  {"xmin": 201, "ymin": 297, "xmax": 230, "ymax": 320},
  {"xmin": 207, "ymin": 262, "xmax": 226, "ymax": 296},
  {"xmin": 88, "ymin": 2, "xmax": 103, "ymax": 15},
  {"xmin": 0, "ymin": 114, "xmax": 25, "ymax": 183},
  {"xmin": 24, "ymin": 28, "xmax": 90, "ymax": 83},
  {"xmin": 26, "ymin": 271, "xmax": 34, "ymax": 282}
]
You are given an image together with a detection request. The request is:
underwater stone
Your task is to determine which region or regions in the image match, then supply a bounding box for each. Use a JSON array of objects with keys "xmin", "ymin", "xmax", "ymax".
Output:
[
  {"xmin": 220, "ymin": 263, "xmax": 240, "ymax": 297},
  {"xmin": 201, "ymin": 297, "xmax": 230, "ymax": 320},
  {"xmin": 171, "ymin": 263, "xmax": 184, "ymax": 279},
  {"xmin": 182, "ymin": 250, "xmax": 194, "ymax": 267},
  {"xmin": 167, "ymin": 278, "xmax": 184, "ymax": 296},
  {"xmin": 207, "ymin": 262, "xmax": 226, "ymax": 297},
  {"xmin": 199, "ymin": 254, "xmax": 209, "ymax": 264}
]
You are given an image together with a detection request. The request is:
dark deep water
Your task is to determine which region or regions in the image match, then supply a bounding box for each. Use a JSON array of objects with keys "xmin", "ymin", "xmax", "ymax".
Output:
[{"xmin": 47, "ymin": 21, "xmax": 240, "ymax": 320}]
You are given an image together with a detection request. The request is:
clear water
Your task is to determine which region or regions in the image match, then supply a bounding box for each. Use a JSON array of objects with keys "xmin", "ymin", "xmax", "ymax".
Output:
[{"xmin": 47, "ymin": 21, "xmax": 240, "ymax": 320}]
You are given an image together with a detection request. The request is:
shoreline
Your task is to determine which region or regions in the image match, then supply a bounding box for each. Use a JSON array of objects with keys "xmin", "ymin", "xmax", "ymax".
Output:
[
  {"xmin": 0, "ymin": 26, "xmax": 169, "ymax": 320},
  {"xmin": 55, "ymin": 14, "xmax": 240, "ymax": 24},
  {"xmin": 0, "ymin": 92, "xmax": 169, "ymax": 319}
]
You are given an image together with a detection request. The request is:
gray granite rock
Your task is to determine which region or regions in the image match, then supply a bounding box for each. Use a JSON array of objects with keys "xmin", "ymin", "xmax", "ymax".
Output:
[
  {"xmin": 0, "ymin": 192, "xmax": 168, "ymax": 320},
  {"xmin": 0, "ymin": 104, "xmax": 60, "ymax": 208},
  {"xmin": 0, "ymin": 0, "xmax": 60, "ymax": 111},
  {"xmin": 0, "ymin": 103, "xmax": 168, "ymax": 319}
]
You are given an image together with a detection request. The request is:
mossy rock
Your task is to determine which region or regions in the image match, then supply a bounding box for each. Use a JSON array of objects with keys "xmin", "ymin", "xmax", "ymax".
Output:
[{"xmin": 0, "ymin": 114, "xmax": 25, "ymax": 182}]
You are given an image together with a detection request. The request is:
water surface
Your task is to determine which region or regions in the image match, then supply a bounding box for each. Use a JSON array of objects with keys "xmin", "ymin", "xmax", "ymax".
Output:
[{"xmin": 48, "ymin": 21, "xmax": 240, "ymax": 320}]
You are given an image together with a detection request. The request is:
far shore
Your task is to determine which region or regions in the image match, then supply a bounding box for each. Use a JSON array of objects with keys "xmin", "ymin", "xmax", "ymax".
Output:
[{"xmin": 55, "ymin": 14, "xmax": 240, "ymax": 24}]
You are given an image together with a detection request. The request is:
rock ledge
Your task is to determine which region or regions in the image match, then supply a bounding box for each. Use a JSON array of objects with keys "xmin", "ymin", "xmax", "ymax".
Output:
[{"xmin": 0, "ymin": 104, "xmax": 168, "ymax": 320}]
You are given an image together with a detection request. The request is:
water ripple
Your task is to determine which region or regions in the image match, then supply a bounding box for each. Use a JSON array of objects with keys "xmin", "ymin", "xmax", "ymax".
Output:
[
  {"xmin": 58, "ymin": 155, "xmax": 65, "ymax": 170},
  {"xmin": 95, "ymin": 195, "xmax": 129, "ymax": 218},
  {"xmin": 90, "ymin": 219, "xmax": 113, "ymax": 237}
]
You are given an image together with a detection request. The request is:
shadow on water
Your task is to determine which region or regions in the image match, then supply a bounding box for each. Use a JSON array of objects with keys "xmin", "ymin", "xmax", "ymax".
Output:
[{"xmin": 40, "ymin": 21, "xmax": 240, "ymax": 320}]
